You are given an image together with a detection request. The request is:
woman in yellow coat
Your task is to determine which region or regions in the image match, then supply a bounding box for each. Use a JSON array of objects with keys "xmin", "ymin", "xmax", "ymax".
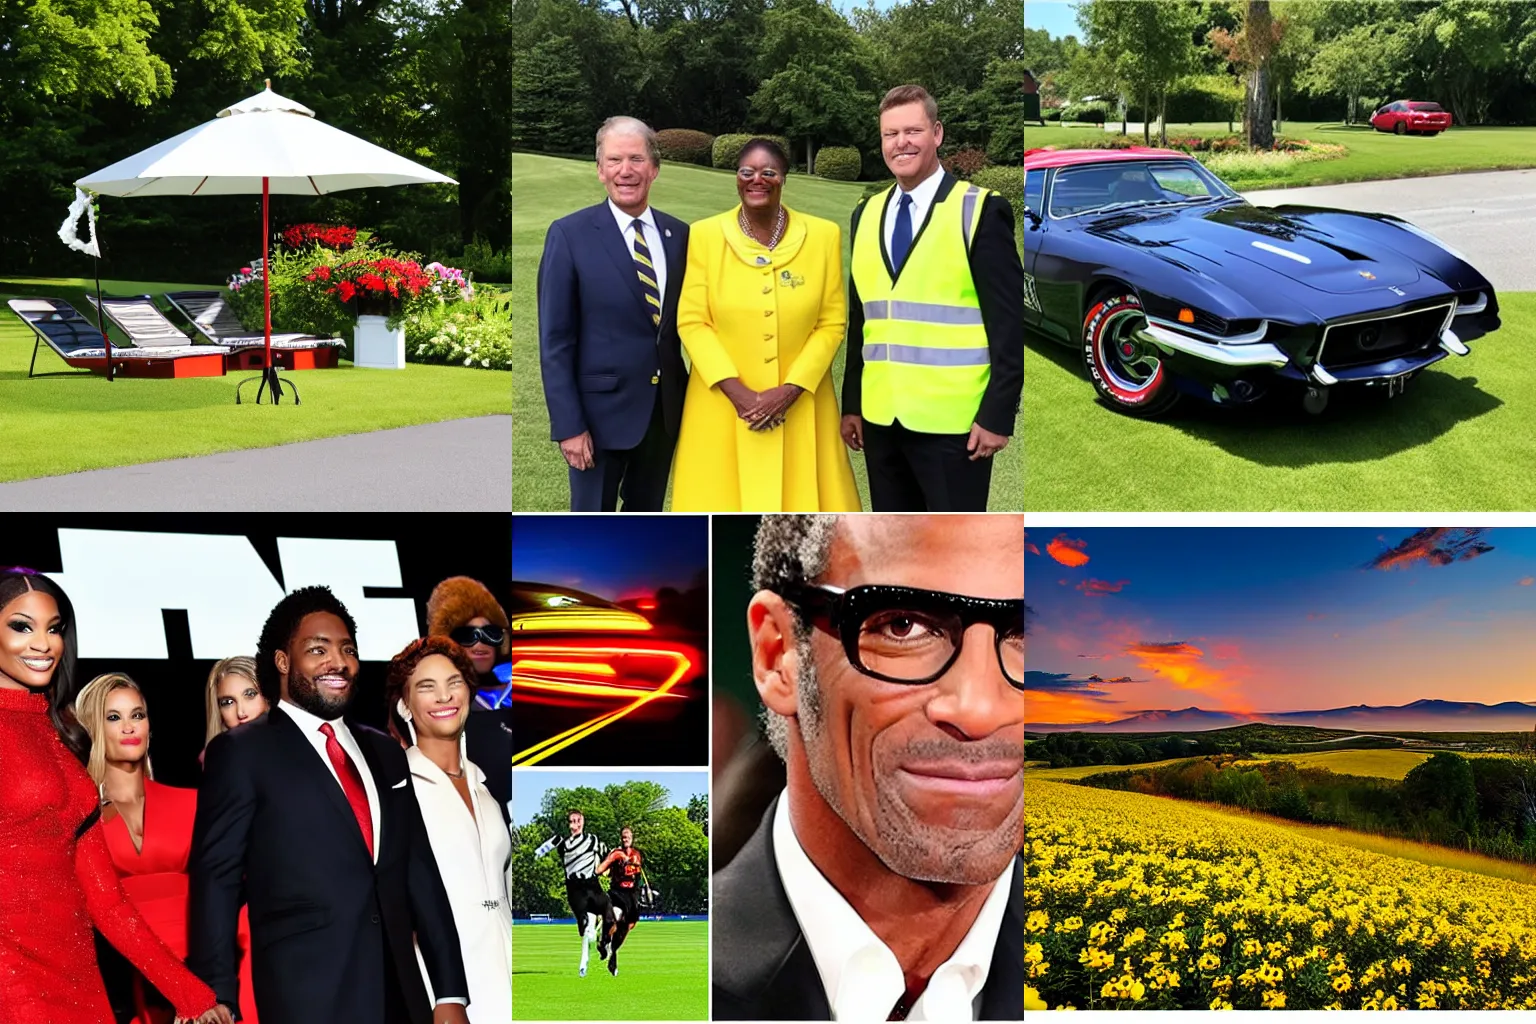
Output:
[{"xmin": 673, "ymin": 138, "xmax": 861, "ymax": 512}]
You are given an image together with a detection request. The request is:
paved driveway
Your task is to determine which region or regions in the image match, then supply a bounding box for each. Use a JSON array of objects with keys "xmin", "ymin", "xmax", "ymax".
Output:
[
  {"xmin": 0, "ymin": 415, "xmax": 511, "ymax": 511},
  {"xmin": 1244, "ymin": 169, "xmax": 1536, "ymax": 291}
]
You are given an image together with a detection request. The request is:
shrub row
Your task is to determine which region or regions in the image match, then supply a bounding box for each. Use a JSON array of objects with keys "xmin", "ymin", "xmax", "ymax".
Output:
[{"xmin": 656, "ymin": 128, "xmax": 714, "ymax": 166}]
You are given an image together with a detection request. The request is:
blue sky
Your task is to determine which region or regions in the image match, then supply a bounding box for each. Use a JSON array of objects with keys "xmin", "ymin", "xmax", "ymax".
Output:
[
  {"xmin": 510, "ymin": 769, "xmax": 709, "ymax": 829},
  {"xmin": 1026, "ymin": 527, "xmax": 1536, "ymax": 721},
  {"xmin": 511, "ymin": 515, "xmax": 707, "ymax": 601},
  {"xmin": 1025, "ymin": 0, "xmax": 1081, "ymax": 39}
]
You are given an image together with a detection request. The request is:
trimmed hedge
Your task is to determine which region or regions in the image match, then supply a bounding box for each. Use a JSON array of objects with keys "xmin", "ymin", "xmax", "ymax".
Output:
[
  {"xmin": 657, "ymin": 128, "xmax": 715, "ymax": 166},
  {"xmin": 712, "ymin": 133, "xmax": 794, "ymax": 170},
  {"xmin": 814, "ymin": 146, "xmax": 860, "ymax": 181},
  {"xmin": 970, "ymin": 166, "xmax": 1024, "ymax": 224}
]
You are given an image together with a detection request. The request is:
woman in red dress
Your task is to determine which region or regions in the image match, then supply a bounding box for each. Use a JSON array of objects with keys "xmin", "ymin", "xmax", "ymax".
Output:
[{"xmin": 0, "ymin": 568, "xmax": 227, "ymax": 1024}]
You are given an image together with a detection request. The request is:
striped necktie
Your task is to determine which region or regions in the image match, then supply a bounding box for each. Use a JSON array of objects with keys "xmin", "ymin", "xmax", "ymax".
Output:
[{"xmin": 631, "ymin": 218, "xmax": 662, "ymax": 326}]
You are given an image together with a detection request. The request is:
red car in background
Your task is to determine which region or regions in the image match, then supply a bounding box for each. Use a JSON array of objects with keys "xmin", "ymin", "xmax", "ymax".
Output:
[{"xmin": 1370, "ymin": 100, "xmax": 1452, "ymax": 136}]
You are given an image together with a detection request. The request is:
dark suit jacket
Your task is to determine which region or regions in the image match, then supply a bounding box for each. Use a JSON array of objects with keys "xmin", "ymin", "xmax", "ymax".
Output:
[
  {"xmin": 712, "ymin": 795, "xmax": 1025, "ymax": 1020},
  {"xmin": 188, "ymin": 708, "xmax": 469, "ymax": 1024},
  {"xmin": 843, "ymin": 173, "xmax": 1025, "ymax": 436},
  {"xmin": 538, "ymin": 201, "xmax": 690, "ymax": 451}
]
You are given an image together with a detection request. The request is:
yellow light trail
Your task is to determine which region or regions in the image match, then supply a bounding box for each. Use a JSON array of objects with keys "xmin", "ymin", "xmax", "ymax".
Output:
[{"xmin": 510, "ymin": 644, "xmax": 695, "ymax": 766}]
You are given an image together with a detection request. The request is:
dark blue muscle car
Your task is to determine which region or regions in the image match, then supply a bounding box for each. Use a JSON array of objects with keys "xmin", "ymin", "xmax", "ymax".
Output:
[{"xmin": 1023, "ymin": 147, "xmax": 1502, "ymax": 417}]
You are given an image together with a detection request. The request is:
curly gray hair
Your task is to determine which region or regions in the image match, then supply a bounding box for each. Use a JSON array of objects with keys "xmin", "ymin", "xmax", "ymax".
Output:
[{"xmin": 751, "ymin": 515, "xmax": 841, "ymax": 760}]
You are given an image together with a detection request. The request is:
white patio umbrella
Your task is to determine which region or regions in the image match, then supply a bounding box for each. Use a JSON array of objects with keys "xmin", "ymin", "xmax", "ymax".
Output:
[{"xmin": 77, "ymin": 83, "xmax": 456, "ymax": 403}]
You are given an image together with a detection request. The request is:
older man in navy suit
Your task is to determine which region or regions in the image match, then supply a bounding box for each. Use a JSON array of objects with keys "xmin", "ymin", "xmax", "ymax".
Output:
[{"xmin": 538, "ymin": 116, "xmax": 690, "ymax": 512}]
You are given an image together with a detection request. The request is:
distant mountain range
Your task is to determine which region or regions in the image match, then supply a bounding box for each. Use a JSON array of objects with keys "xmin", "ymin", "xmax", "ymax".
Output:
[{"xmin": 1027, "ymin": 699, "xmax": 1536, "ymax": 734}]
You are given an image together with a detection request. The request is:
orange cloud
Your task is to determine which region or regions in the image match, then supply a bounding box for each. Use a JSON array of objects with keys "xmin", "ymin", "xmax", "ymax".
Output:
[
  {"xmin": 1521, "ymin": 577, "xmax": 1535, "ymax": 587},
  {"xmin": 1025, "ymin": 690, "xmax": 1122, "ymax": 726},
  {"xmin": 1367, "ymin": 527, "xmax": 1493, "ymax": 571},
  {"xmin": 1047, "ymin": 534, "xmax": 1090, "ymax": 567},
  {"xmin": 1077, "ymin": 578, "xmax": 1129, "ymax": 596},
  {"xmin": 1124, "ymin": 640, "xmax": 1249, "ymax": 710}
]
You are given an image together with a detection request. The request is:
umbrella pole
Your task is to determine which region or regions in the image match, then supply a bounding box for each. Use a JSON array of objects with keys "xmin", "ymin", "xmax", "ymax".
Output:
[{"xmin": 261, "ymin": 176, "xmax": 277, "ymax": 404}]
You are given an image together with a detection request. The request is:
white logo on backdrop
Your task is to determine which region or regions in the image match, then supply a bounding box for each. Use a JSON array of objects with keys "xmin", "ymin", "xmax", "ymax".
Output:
[{"xmin": 51, "ymin": 530, "xmax": 418, "ymax": 661}]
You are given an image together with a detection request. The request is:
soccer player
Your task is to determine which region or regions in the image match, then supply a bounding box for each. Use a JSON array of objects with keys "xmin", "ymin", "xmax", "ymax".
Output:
[
  {"xmin": 594, "ymin": 825, "xmax": 648, "ymax": 976},
  {"xmin": 534, "ymin": 809, "xmax": 613, "ymax": 977}
]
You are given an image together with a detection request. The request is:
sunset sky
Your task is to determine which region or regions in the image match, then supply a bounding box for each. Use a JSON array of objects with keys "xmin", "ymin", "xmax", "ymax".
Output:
[{"xmin": 1025, "ymin": 527, "xmax": 1536, "ymax": 725}]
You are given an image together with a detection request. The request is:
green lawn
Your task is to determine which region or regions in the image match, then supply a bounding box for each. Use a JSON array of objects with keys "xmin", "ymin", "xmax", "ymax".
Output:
[
  {"xmin": 0, "ymin": 276, "xmax": 510, "ymax": 482},
  {"xmin": 511, "ymin": 151, "xmax": 1022, "ymax": 510},
  {"xmin": 1026, "ymin": 121, "xmax": 1536, "ymax": 189},
  {"xmin": 1026, "ymin": 292, "xmax": 1536, "ymax": 511},
  {"xmin": 511, "ymin": 920, "xmax": 708, "ymax": 1020}
]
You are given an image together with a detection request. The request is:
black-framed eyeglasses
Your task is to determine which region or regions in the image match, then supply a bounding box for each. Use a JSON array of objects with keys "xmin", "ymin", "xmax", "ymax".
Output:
[
  {"xmin": 451, "ymin": 624, "xmax": 506, "ymax": 649},
  {"xmin": 778, "ymin": 583, "xmax": 1023, "ymax": 687}
]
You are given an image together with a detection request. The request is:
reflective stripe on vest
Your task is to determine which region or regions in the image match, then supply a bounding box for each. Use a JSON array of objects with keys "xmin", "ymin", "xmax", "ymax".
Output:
[
  {"xmin": 863, "ymin": 343, "xmax": 991, "ymax": 366},
  {"xmin": 862, "ymin": 300, "xmax": 985, "ymax": 326},
  {"xmin": 850, "ymin": 181, "xmax": 992, "ymax": 434}
]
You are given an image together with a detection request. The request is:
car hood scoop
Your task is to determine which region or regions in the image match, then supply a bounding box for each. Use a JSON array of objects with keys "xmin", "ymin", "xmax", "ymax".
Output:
[{"xmin": 1098, "ymin": 204, "xmax": 1423, "ymax": 295}]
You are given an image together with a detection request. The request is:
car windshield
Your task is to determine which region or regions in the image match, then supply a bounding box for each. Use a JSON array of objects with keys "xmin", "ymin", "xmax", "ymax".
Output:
[
  {"xmin": 1409, "ymin": 102, "xmax": 1444, "ymax": 112},
  {"xmin": 1048, "ymin": 160, "xmax": 1236, "ymax": 217}
]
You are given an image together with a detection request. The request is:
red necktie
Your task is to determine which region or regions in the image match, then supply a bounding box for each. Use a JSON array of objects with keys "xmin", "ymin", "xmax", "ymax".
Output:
[{"xmin": 319, "ymin": 722, "xmax": 374, "ymax": 858}]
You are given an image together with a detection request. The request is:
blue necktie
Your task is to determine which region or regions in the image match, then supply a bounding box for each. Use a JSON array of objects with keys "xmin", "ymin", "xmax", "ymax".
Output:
[{"xmin": 891, "ymin": 193, "xmax": 914, "ymax": 272}]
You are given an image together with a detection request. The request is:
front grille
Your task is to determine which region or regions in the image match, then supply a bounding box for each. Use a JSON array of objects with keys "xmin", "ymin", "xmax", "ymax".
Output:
[{"xmin": 1317, "ymin": 305, "xmax": 1450, "ymax": 371}]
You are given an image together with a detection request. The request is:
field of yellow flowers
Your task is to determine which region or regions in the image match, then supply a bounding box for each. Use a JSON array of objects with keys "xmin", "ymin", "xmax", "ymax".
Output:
[{"xmin": 1024, "ymin": 778, "xmax": 1536, "ymax": 1010}]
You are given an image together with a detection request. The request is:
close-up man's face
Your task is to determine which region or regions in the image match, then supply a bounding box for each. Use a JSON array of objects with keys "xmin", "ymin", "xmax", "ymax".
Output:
[{"xmin": 792, "ymin": 516, "xmax": 1024, "ymax": 884}]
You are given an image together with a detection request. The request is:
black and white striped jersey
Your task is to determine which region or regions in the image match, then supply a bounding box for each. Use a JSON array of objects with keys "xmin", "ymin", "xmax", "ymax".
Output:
[{"xmin": 556, "ymin": 832, "xmax": 609, "ymax": 879}]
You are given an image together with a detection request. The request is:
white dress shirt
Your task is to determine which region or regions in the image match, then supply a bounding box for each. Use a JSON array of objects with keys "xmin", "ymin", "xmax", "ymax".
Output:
[
  {"xmin": 406, "ymin": 746, "xmax": 513, "ymax": 1024},
  {"xmin": 608, "ymin": 199, "xmax": 668, "ymax": 301},
  {"xmin": 278, "ymin": 700, "xmax": 469, "ymax": 1008},
  {"xmin": 882, "ymin": 163, "xmax": 947, "ymax": 260},
  {"xmin": 279, "ymin": 699, "xmax": 382, "ymax": 863},
  {"xmin": 772, "ymin": 788, "xmax": 1013, "ymax": 1021}
]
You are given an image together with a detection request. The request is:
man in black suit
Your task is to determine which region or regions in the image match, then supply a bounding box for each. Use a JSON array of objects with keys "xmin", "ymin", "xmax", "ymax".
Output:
[
  {"xmin": 189, "ymin": 586, "xmax": 471, "ymax": 1024},
  {"xmin": 538, "ymin": 116, "xmax": 690, "ymax": 512},
  {"xmin": 841, "ymin": 85, "xmax": 1024, "ymax": 512},
  {"xmin": 713, "ymin": 514, "xmax": 1024, "ymax": 1021}
]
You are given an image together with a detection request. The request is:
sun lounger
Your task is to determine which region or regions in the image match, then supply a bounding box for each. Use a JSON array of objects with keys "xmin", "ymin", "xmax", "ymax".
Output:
[
  {"xmin": 165, "ymin": 291, "xmax": 345, "ymax": 370},
  {"xmin": 7, "ymin": 297, "xmax": 229, "ymax": 379}
]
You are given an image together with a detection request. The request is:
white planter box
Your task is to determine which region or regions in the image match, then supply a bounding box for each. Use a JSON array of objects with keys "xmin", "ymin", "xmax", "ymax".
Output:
[{"xmin": 353, "ymin": 314, "xmax": 405, "ymax": 369}]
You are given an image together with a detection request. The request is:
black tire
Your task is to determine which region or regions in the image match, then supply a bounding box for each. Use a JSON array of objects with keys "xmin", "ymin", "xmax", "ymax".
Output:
[
  {"xmin": 1394, "ymin": 121, "xmax": 1406, "ymax": 135},
  {"xmin": 1081, "ymin": 292, "xmax": 1181, "ymax": 418}
]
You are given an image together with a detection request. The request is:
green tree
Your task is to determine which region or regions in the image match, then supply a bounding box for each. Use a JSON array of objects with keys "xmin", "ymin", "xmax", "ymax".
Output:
[
  {"xmin": 511, "ymin": 34, "xmax": 593, "ymax": 155},
  {"xmin": 750, "ymin": 0, "xmax": 876, "ymax": 173},
  {"xmin": 687, "ymin": 793, "xmax": 710, "ymax": 835},
  {"xmin": 1297, "ymin": 22, "xmax": 1390, "ymax": 123},
  {"xmin": 1081, "ymin": 0, "xmax": 1201, "ymax": 145},
  {"xmin": 1402, "ymin": 752, "xmax": 1479, "ymax": 832}
]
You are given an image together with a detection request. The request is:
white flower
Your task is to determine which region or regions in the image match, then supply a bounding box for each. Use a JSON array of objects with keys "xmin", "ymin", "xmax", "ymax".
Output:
[{"xmin": 482, "ymin": 358, "xmax": 490, "ymax": 367}]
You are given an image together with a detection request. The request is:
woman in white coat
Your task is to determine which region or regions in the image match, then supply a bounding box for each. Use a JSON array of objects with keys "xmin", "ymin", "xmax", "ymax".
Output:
[{"xmin": 386, "ymin": 637, "xmax": 512, "ymax": 1024}]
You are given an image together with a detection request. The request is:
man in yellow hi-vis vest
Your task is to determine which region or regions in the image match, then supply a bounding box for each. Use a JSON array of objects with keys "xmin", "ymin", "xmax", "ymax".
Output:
[{"xmin": 841, "ymin": 85, "xmax": 1023, "ymax": 512}]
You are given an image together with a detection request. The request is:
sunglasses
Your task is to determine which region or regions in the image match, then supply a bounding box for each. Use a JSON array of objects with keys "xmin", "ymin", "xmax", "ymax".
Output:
[
  {"xmin": 778, "ymin": 583, "xmax": 1024, "ymax": 687},
  {"xmin": 451, "ymin": 624, "xmax": 506, "ymax": 649}
]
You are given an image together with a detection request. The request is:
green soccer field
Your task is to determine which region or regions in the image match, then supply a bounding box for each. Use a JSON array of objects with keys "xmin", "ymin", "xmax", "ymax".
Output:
[
  {"xmin": 511, "ymin": 151, "xmax": 1022, "ymax": 511},
  {"xmin": 512, "ymin": 920, "xmax": 709, "ymax": 1020}
]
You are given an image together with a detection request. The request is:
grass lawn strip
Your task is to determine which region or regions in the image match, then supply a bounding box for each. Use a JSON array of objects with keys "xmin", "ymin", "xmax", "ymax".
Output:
[
  {"xmin": 0, "ymin": 276, "xmax": 510, "ymax": 483},
  {"xmin": 1025, "ymin": 291, "xmax": 1536, "ymax": 511},
  {"xmin": 1026, "ymin": 121, "xmax": 1536, "ymax": 190}
]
